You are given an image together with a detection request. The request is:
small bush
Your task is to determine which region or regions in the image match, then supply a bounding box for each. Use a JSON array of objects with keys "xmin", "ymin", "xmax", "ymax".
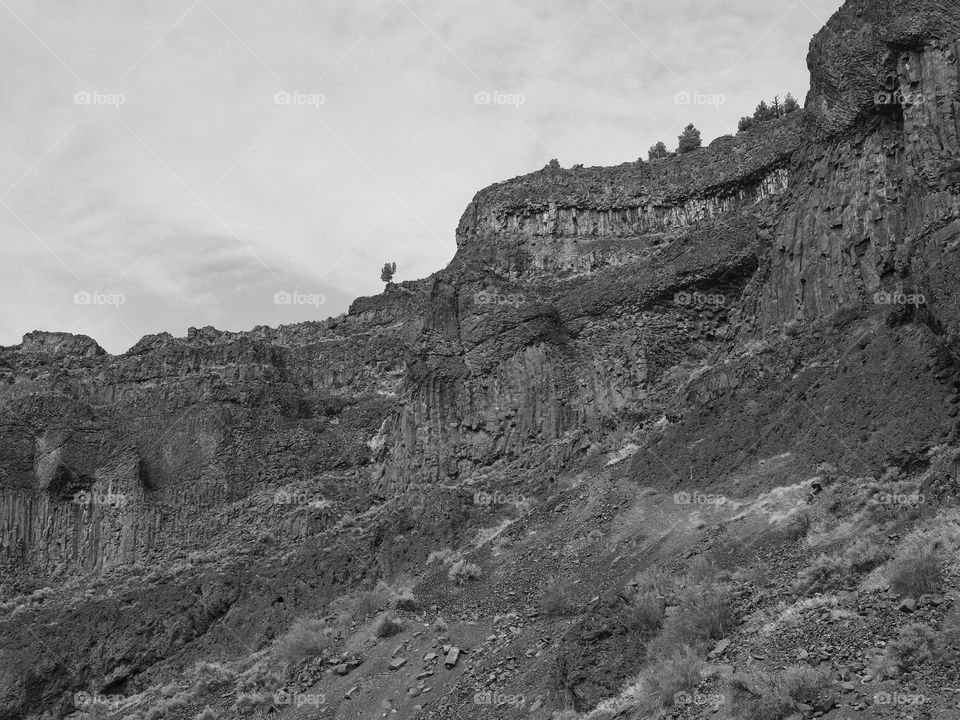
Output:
[
  {"xmin": 426, "ymin": 548, "xmax": 458, "ymax": 565},
  {"xmin": 887, "ymin": 623, "xmax": 938, "ymax": 671},
  {"xmin": 621, "ymin": 592, "xmax": 665, "ymax": 641},
  {"xmin": 939, "ymin": 606, "xmax": 960, "ymax": 652},
  {"xmin": 541, "ymin": 583, "xmax": 576, "ymax": 617},
  {"xmin": 329, "ymin": 582, "xmax": 394, "ymax": 623},
  {"xmin": 234, "ymin": 692, "xmax": 273, "ymax": 716},
  {"xmin": 274, "ymin": 618, "xmax": 336, "ymax": 661},
  {"xmin": 648, "ymin": 584, "xmax": 732, "ymax": 657},
  {"xmin": 144, "ymin": 692, "xmax": 191, "ymax": 720},
  {"xmin": 729, "ymin": 672, "xmax": 793, "ymax": 720},
  {"xmin": 194, "ymin": 709, "xmax": 218, "ymax": 720},
  {"xmin": 795, "ymin": 536, "xmax": 890, "ymax": 595},
  {"xmin": 393, "ymin": 589, "xmax": 419, "ymax": 611},
  {"xmin": 730, "ymin": 666, "xmax": 834, "ymax": 720},
  {"xmin": 888, "ymin": 542, "xmax": 944, "ymax": 596},
  {"xmin": 795, "ymin": 553, "xmax": 847, "ymax": 595},
  {"xmin": 634, "ymin": 646, "xmax": 703, "ymax": 710},
  {"xmin": 782, "ymin": 665, "xmax": 835, "ymax": 706},
  {"xmin": 374, "ymin": 614, "xmax": 403, "ymax": 638},
  {"xmin": 844, "ymin": 537, "xmax": 890, "ymax": 573},
  {"xmin": 448, "ymin": 560, "xmax": 482, "ymax": 585},
  {"xmin": 192, "ymin": 661, "xmax": 237, "ymax": 693},
  {"xmin": 786, "ymin": 510, "xmax": 813, "ymax": 539},
  {"xmin": 235, "ymin": 664, "xmax": 283, "ymax": 695},
  {"xmin": 630, "ymin": 568, "xmax": 679, "ymax": 603}
]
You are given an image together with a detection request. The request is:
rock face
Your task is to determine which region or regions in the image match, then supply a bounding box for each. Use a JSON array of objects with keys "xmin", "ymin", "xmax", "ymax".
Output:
[
  {"xmin": 0, "ymin": 288, "xmax": 425, "ymax": 573},
  {"xmin": 4, "ymin": 0, "xmax": 960, "ymax": 717}
]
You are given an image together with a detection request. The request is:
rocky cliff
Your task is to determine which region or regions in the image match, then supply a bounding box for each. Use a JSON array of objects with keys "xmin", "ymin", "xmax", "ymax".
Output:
[{"xmin": 4, "ymin": 1, "xmax": 960, "ymax": 718}]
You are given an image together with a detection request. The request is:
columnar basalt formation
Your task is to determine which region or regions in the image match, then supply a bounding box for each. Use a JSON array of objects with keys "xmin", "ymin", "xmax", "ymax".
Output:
[{"xmin": 5, "ymin": 2, "xmax": 960, "ymax": 717}]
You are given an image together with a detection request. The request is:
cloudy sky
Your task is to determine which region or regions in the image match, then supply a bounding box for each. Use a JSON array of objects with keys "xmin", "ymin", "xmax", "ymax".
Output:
[{"xmin": 1, "ymin": 0, "xmax": 842, "ymax": 353}]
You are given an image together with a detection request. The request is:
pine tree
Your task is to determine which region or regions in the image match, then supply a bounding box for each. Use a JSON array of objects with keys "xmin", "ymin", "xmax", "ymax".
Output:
[
  {"xmin": 380, "ymin": 262, "xmax": 397, "ymax": 284},
  {"xmin": 648, "ymin": 141, "xmax": 670, "ymax": 160},
  {"xmin": 677, "ymin": 124, "xmax": 702, "ymax": 153},
  {"xmin": 783, "ymin": 92, "xmax": 801, "ymax": 114}
]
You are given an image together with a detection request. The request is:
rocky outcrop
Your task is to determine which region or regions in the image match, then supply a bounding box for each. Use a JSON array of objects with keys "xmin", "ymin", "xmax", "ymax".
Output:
[{"xmin": 0, "ymin": 294, "xmax": 424, "ymax": 576}]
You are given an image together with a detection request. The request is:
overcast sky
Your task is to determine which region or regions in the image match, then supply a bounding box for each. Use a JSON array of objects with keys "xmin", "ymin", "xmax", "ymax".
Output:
[{"xmin": 1, "ymin": 0, "xmax": 842, "ymax": 353}]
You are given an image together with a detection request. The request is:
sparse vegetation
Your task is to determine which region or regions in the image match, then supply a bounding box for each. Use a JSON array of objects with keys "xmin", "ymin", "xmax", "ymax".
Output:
[
  {"xmin": 273, "ymin": 618, "xmax": 336, "ymax": 661},
  {"xmin": 234, "ymin": 692, "xmax": 274, "ymax": 717},
  {"xmin": 888, "ymin": 539, "xmax": 944, "ymax": 596},
  {"xmin": 795, "ymin": 534, "xmax": 890, "ymax": 595},
  {"xmin": 191, "ymin": 661, "xmax": 237, "ymax": 694},
  {"xmin": 737, "ymin": 92, "xmax": 801, "ymax": 132},
  {"xmin": 448, "ymin": 560, "xmax": 482, "ymax": 584},
  {"xmin": 374, "ymin": 614, "xmax": 403, "ymax": 638},
  {"xmin": 886, "ymin": 623, "xmax": 938, "ymax": 671},
  {"xmin": 144, "ymin": 692, "xmax": 191, "ymax": 720},
  {"xmin": 730, "ymin": 666, "xmax": 836, "ymax": 720},
  {"xmin": 629, "ymin": 646, "xmax": 703, "ymax": 712},
  {"xmin": 329, "ymin": 581, "xmax": 395, "ymax": 625},
  {"xmin": 620, "ymin": 592, "xmax": 665, "ymax": 641}
]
